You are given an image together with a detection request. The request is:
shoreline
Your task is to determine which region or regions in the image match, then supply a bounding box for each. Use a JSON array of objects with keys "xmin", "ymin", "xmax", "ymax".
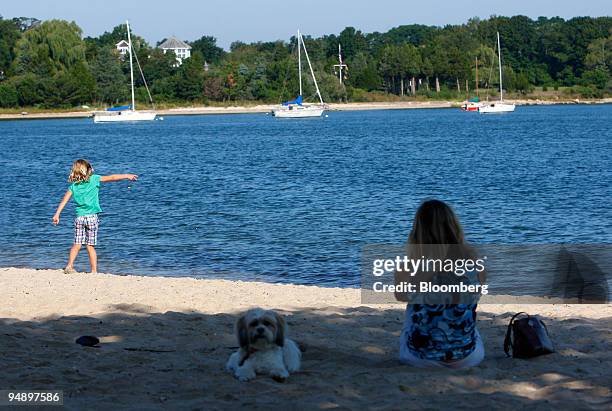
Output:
[
  {"xmin": 1, "ymin": 98, "xmax": 610, "ymax": 121},
  {"xmin": 1, "ymin": 267, "xmax": 610, "ymax": 409}
]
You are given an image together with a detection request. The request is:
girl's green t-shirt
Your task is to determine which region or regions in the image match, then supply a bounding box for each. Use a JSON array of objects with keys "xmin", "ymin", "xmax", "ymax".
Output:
[{"xmin": 69, "ymin": 174, "xmax": 102, "ymax": 216}]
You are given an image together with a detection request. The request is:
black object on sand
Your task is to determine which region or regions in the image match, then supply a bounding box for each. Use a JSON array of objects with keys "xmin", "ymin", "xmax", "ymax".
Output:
[{"xmin": 75, "ymin": 336, "xmax": 100, "ymax": 347}]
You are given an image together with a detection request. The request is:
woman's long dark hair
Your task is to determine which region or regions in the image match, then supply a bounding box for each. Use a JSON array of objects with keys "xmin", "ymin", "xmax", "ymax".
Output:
[
  {"xmin": 409, "ymin": 199, "xmax": 464, "ymax": 245},
  {"xmin": 408, "ymin": 200, "xmax": 483, "ymax": 288}
]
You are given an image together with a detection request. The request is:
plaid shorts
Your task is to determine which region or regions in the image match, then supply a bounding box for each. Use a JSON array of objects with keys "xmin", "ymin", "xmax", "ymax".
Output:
[{"xmin": 74, "ymin": 214, "xmax": 100, "ymax": 245}]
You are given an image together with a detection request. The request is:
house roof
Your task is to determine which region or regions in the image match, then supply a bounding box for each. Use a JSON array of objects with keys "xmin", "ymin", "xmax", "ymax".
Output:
[
  {"xmin": 116, "ymin": 40, "xmax": 129, "ymax": 47},
  {"xmin": 158, "ymin": 36, "xmax": 191, "ymax": 50}
]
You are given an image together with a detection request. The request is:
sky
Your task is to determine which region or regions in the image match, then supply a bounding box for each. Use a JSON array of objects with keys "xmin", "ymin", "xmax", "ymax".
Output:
[{"xmin": 1, "ymin": 0, "xmax": 610, "ymax": 49}]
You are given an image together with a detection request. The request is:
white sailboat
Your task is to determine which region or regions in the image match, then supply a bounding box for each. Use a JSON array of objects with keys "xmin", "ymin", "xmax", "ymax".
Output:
[
  {"xmin": 479, "ymin": 32, "xmax": 515, "ymax": 114},
  {"xmin": 93, "ymin": 20, "xmax": 156, "ymax": 123},
  {"xmin": 272, "ymin": 30, "xmax": 325, "ymax": 118}
]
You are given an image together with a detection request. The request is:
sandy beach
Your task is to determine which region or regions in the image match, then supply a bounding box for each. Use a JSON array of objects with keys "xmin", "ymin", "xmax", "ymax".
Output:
[
  {"xmin": 1, "ymin": 267, "xmax": 610, "ymax": 410},
  {"xmin": 1, "ymin": 99, "xmax": 611, "ymax": 121}
]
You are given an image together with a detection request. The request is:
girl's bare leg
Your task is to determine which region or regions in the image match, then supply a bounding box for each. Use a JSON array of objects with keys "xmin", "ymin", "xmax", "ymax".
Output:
[
  {"xmin": 67, "ymin": 244, "xmax": 81, "ymax": 269},
  {"xmin": 86, "ymin": 245, "xmax": 97, "ymax": 273}
]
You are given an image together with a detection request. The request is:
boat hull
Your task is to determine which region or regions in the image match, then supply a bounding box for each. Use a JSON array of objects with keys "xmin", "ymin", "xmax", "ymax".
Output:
[
  {"xmin": 93, "ymin": 110, "xmax": 156, "ymax": 123},
  {"xmin": 461, "ymin": 102, "xmax": 482, "ymax": 112},
  {"xmin": 478, "ymin": 103, "xmax": 515, "ymax": 114},
  {"xmin": 272, "ymin": 105, "xmax": 324, "ymax": 118}
]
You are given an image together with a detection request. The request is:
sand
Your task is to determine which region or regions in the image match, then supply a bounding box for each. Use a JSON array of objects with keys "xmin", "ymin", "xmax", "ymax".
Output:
[{"xmin": 1, "ymin": 267, "xmax": 610, "ymax": 410}]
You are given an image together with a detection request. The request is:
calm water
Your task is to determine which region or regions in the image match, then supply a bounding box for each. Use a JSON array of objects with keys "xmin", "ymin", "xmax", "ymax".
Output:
[{"xmin": 0, "ymin": 105, "xmax": 610, "ymax": 286}]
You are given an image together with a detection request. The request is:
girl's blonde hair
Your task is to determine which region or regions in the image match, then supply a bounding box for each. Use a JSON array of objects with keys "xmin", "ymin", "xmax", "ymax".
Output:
[{"xmin": 68, "ymin": 159, "xmax": 94, "ymax": 183}]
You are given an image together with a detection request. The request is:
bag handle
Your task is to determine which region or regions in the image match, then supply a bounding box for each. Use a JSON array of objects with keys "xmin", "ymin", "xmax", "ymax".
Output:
[{"xmin": 504, "ymin": 312, "xmax": 528, "ymax": 357}]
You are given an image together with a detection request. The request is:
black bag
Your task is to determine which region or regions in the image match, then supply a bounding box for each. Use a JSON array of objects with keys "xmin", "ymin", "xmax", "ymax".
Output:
[{"xmin": 504, "ymin": 312, "xmax": 555, "ymax": 358}]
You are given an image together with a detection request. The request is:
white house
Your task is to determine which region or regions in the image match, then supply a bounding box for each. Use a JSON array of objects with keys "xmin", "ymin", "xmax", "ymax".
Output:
[
  {"xmin": 158, "ymin": 37, "xmax": 192, "ymax": 66},
  {"xmin": 116, "ymin": 40, "xmax": 129, "ymax": 56}
]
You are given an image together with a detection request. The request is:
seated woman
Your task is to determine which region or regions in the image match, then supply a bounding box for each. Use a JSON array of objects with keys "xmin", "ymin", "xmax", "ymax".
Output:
[{"xmin": 395, "ymin": 200, "xmax": 485, "ymax": 369}]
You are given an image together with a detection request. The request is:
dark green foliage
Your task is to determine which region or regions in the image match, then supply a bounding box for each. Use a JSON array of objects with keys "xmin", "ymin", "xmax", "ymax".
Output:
[
  {"xmin": 0, "ymin": 81, "xmax": 18, "ymax": 107},
  {"xmin": 581, "ymin": 68, "xmax": 609, "ymax": 89},
  {"xmin": 0, "ymin": 18, "xmax": 20, "ymax": 75},
  {"xmin": 0, "ymin": 15, "xmax": 610, "ymax": 109},
  {"xmin": 12, "ymin": 20, "xmax": 87, "ymax": 76},
  {"xmin": 514, "ymin": 73, "xmax": 532, "ymax": 94},
  {"xmin": 12, "ymin": 73, "xmax": 45, "ymax": 106},
  {"xmin": 52, "ymin": 62, "xmax": 96, "ymax": 106},
  {"xmin": 190, "ymin": 36, "xmax": 225, "ymax": 64},
  {"xmin": 173, "ymin": 51, "xmax": 205, "ymax": 100},
  {"xmin": 91, "ymin": 47, "xmax": 128, "ymax": 104}
]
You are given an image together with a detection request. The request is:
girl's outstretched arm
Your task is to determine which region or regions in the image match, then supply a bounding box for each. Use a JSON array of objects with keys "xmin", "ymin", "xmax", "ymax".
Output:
[
  {"xmin": 53, "ymin": 190, "xmax": 72, "ymax": 225},
  {"xmin": 100, "ymin": 174, "xmax": 138, "ymax": 183}
]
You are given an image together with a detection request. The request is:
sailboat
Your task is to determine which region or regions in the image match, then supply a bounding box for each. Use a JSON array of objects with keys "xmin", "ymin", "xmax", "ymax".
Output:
[
  {"xmin": 272, "ymin": 30, "xmax": 325, "ymax": 118},
  {"xmin": 479, "ymin": 32, "xmax": 515, "ymax": 114},
  {"xmin": 93, "ymin": 21, "xmax": 156, "ymax": 123},
  {"xmin": 461, "ymin": 57, "xmax": 483, "ymax": 112}
]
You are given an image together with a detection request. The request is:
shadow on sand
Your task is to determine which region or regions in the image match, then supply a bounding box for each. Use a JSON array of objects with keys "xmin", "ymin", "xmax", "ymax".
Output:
[{"xmin": 1, "ymin": 305, "xmax": 610, "ymax": 410}]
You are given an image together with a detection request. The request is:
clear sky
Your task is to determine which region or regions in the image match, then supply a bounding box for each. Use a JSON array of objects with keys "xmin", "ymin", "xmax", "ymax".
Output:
[{"xmin": 1, "ymin": 0, "xmax": 610, "ymax": 49}]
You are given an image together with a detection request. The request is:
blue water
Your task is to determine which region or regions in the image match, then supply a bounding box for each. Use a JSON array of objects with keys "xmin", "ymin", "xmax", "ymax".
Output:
[{"xmin": 0, "ymin": 105, "xmax": 610, "ymax": 286}]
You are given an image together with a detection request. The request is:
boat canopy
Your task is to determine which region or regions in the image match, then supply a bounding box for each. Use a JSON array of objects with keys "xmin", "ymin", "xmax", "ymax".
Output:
[
  {"xmin": 469, "ymin": 97, "xmax": 479, "ymax": 102},
  {"xmin": 106, "ymin": 105, "xmax": 131, "ymax": 112},
  {"xmin": 282, "ymin": 95, "xmax": 303, "ymax": 106}
]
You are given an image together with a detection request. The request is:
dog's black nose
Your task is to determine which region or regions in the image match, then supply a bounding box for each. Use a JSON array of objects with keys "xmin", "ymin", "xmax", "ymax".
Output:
[{"xmin": 256, "ymin": 326, "xmax": 265, "ymax": 334}]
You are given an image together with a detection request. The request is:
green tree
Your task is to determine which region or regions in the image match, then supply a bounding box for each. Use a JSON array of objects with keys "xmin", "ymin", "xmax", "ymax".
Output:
[
  {"xmin": 0, "ymin": 17, "xmax": 21, "ymax": 76},
  {"xmin": 378, "ymin": 45, "xmax": 400, "ymax": 93},
  {"xmin": 13, "ymin": 20, "xmax": 87, "ymax": 76},
  {"xmin": 93, "ymin": 23, "xmax": 148, "ymax": 50},
  {"xmin": 420, "ymin": 57, "xmax": 434, "ymax": 91},
  {"xmin": 91, "ymin": 47, "xmax": 128, "ymax": 104},
  {"xmin": 141, "ymin": 49, "xmax": 177, "ymax": 84},
  {"xmin": 190, "ymin": 36, "xmax": 225, "ymax": 64},
  {"xmin": 3, "ymin": 15, "xmax": 612, "ymax": 107},
  {"xmin": 422, "ymin": 40, "xmax": 448, "ymax": 92},
  {"xmin": 319, "ymin": 71, "xmax": 346, "ymax": 101},
  {"xmin": 174, "ymin": 51, "xmax": 205, "ymax": 100},
  {"xmin": 513, "ymin": 72, "xmax": 532, "ymax": 93},
  {"xmin": 203, "ymin": 72, "xmax": 225, "ymax": 101},
  {"xmin": 12, "ymin": 73, "xmax": 45, "ymax": 106},
  {"xmin": 398, "ymin": 44, "xmax": 421, "ymax": 95},
  {"xmin": 581, "ymin": 68, "xmax": 609, "ymax": 89},
  {"xmin": 350, "ymin": 52, "xmax": 382, "ymax": 91},
  {"xmin": 53, "ymin": 61, "xmax": 96, "ymax": 106},
  {"xmin": 585, "ymin": 35, "xmax": 612, "ymax": 71},
  {"xmin": 0, "ymin": 82, "xmax": 18, "ymax": 107}
]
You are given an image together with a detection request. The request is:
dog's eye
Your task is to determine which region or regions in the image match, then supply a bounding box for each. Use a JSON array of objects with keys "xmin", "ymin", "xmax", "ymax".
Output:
[
  {"xmin": 249, "ymin": 321, "xmax": 259, "ymax": 328},
  {"xmin": 262, "ymin": 320, "xmax": 272, "ymax": 327}
]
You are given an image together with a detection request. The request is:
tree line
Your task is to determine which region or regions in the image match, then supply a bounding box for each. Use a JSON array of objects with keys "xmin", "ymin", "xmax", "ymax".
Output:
[{"xmin": 0, "ymin": 15, "xmax": 610, "ymax": 109}]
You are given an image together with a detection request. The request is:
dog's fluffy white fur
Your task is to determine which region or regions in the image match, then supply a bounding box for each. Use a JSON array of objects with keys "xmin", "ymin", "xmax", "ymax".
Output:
[{"xmin": 226, "ymin": 308, "xmax": 301, "ymax": 381}]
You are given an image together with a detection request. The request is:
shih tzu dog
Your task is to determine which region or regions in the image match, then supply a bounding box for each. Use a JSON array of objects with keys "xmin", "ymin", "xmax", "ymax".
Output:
[{"xmin": 226, "ymin": 308, "xmax": 301, "ymax": 382}]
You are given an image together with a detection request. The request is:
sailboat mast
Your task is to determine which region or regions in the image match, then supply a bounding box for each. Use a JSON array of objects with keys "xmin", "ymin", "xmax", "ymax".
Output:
[
  {"xmin": 497, "ymin": 32, "xmax": 503, "ymax": 102},
  {"xmin": 475, "ymin": 57, "xmax": 479, "ymax": 97},
  {"xmin": 299, "ymin": 31, "xmax": 324, "ymax": 104},
  {"xmin": 297, "ymin": 30, "xmax": 303, "ymax": 97},
  {"xmin": 338, "ymin": 44, "xmax": 343, "ymax": 84},
  {"xmin": 127, "ymin": 20, "xmax": 136, "ymax": 111}
]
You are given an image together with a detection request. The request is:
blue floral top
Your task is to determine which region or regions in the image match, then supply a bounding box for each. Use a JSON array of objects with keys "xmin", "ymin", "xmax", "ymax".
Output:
[
  {"xmin": 405, "ymin": 303, "xmax": 478, "ymax": 361},
  {"xmin": 404, "ymin": 270, "xmax": 481, "ymax": 361}
]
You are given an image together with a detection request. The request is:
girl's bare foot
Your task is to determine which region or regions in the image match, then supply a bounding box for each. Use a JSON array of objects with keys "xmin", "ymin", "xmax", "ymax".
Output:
[{"xmin": 64, "ymin": 266, "xmax": 77, "ymax": 274}]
